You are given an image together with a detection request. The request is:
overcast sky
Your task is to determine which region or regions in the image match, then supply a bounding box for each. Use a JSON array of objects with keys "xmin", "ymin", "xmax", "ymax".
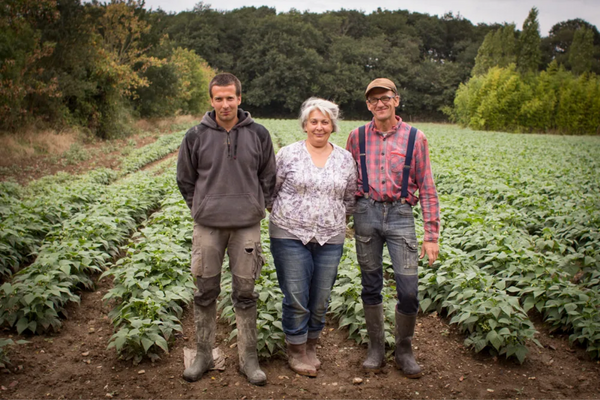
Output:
[{"xmin": 141, "ymin": 0, "xmax": 600, "ymax": 36}]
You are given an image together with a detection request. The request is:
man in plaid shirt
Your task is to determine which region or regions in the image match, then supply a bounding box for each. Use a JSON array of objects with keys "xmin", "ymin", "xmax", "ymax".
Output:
[{"xmin": 346, "ymin": 78, "xmax": 440, "ymax": 378}]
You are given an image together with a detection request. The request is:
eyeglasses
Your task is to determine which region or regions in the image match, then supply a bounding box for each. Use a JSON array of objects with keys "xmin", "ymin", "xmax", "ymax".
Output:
[{"xmin": 367, "ymin": 95, "xmax": 397, "ymax": 105}]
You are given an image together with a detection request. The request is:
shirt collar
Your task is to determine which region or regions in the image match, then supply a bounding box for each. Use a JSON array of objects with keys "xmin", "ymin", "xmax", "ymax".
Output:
[{"xmin": 370, "ymin": 116, "xmax": 403, "ymax": 137}]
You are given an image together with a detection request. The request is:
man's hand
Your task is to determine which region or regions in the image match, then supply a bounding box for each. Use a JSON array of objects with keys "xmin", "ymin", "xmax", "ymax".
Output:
[{"xmin": 420, "ymin": 241, "xmax": 439, "ymax": 266}]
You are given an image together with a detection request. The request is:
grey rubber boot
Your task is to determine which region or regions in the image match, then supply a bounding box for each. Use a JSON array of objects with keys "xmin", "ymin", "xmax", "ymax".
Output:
[
  {"xmin": 306, "ymin": 337, "xmax": 321, "ymax": 370},
  {"xmin": 287, "ymin": 341, "xmax": 317, "ymax": 376},
  {"xmin": 362, "ymin": 303, "xmax": 386, "ymax": 372},
  {"xmin": 182, "ymin": 302, "xmax": 216, "ymax": 382},
  {"xmin": 235, "ymin": 306, "xmax": 267, "ymax": 386},
  {"xmin": 394, "ymin": 310, "xmax": 422, "ymax": 378}
]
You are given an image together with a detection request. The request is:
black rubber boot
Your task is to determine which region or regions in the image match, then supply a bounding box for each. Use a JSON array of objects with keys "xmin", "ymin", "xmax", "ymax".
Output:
[
  {"xmin": 394, "ymin": 309, "xmax": 422, "ymax": 378},
  {"xmin": 182, "ymin": 302, "xmax": 216, "ymax": 382},
  {"xmin": 362, "ymin": 303, "xmax": 386, "ymax": 372},
  {"xmin": 235, "ymin": 306, "xmax": 267, "ymax": 386}
]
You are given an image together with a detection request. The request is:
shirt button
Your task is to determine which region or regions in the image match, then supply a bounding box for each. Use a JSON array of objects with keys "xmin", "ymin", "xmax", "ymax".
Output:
[
  {"xmin": 380, "ymin": 167, "xmax": 384, "ymax": 170},
  {"xmin": 381, "ymin": 152, "xmax": 384, "ymax": 155},
  {"xmin": 382, "ymin": 180, "xmax": 386, "ymax": 184}
]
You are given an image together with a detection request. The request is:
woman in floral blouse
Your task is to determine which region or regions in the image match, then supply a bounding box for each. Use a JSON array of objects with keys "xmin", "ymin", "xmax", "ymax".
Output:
[{"xmin": 269, "ymin": 97, "xmax": 357, "ymax": 377}]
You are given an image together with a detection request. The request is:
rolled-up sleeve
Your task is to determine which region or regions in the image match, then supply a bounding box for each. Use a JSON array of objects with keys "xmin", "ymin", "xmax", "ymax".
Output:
[{"xmin": 414, "ymin": 132, "xmax": 440, "ymax": 242}]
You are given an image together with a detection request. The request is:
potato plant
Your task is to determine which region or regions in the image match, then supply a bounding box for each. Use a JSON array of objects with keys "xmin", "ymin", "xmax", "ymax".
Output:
[
  {"xmin": 0, "ymin": 161, "xmax": 175, "ymax": 334},
  {"xmin": 102, "ymin": 185, "xmax": 196, "ymax": 363},
  {"xmin": 0, "ymin": 130, "xmax": 186, "ymax": 277}
]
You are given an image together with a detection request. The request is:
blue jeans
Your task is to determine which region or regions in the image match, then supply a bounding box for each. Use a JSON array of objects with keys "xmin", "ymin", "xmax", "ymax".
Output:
[
  {"xmin": 353, "ymin": 197, "xmax": 420, "ymax": 315},
  {"xmin": 270, "ymin": 238, "xmax": 343, "ymax": 344}
]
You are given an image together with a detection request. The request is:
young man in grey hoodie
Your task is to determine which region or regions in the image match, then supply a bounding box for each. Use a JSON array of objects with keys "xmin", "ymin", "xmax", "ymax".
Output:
[{"xmin": 177, "ymin": 73, "xmax": 276, "ymax": 386}]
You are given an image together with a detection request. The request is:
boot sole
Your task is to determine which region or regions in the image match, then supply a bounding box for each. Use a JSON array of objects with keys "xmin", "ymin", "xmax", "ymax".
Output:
[
  {"xmin": 290, "ymin": 365, "xmax": 318, "ymax": 377},
  {"xmin": 292, "ymin": 369, "xmax": 318, "ymax": 377},
  {"xmin": 395, "ymin": 364, "xmax": 422, "ymax": 379},
  {"xmin": 182, "ymin": 361, "xmax": 214, "ymax": 382},
  {"xmin": 248, "ymin": 378, "xmax": 267, "ymax": 386},
  {"xmin": 238, "ymin": 366, "xmax": 268, "ymax": 386},
  {"xmin": 362, "ymin": 364, "xmax": 386, "ymax": 374}
]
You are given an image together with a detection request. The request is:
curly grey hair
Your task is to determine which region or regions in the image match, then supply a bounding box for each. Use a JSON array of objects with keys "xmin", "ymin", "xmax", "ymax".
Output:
[{"xmin": 299, "ymin": 97, "xmax": 340, "ymax": 133}]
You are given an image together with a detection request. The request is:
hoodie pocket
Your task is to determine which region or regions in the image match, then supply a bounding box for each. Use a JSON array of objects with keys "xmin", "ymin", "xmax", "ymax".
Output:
[{"xmin": 195, "ymin": 193, "xmax": 264, "ymax": 227}]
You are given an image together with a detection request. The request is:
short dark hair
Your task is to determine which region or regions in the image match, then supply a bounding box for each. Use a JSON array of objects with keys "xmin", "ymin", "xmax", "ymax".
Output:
[{"xmin": 209, "ymin": 73, "xmax": 242, "ymax": 98}]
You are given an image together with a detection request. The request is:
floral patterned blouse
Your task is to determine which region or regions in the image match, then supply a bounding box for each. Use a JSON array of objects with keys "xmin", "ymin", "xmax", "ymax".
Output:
[{"xmin": 269, "ymin": 140, "xmax": 357, "ymax": 245}]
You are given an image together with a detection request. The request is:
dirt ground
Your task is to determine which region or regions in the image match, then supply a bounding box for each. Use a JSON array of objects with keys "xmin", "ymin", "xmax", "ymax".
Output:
[
  {"xmin": 1, "ymin": 275, "xmax": 599, "ymax": 400},
  {"xmin": 2, "ymin": 128, "xmax": 600, "ymax": 399}
]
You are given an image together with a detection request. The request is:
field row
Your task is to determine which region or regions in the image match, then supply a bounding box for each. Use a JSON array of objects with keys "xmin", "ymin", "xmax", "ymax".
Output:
[
  {"xmin": 0, "ymin": 131, "xmax": 186, "ymax": 277},
  {"xmin": 1, "ymin": 121, "xmax": 598, "ymax": 365}
]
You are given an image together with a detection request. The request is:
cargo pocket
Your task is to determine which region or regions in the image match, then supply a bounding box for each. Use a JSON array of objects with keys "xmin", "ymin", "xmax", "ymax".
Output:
[
  {"xmin": 253, "ymin": 242, "xmax": 265, "ymax": 280},
  {"xmin": 355, "ymin": 235, "xmax": 373, "ymax": 267},
  {"xmin": 402, "ymin": 239, "xmax": 419, "ymax": 275},
  {"xmin": 243, "ymin": 241, "xmax": 264, "ymax": 280}
]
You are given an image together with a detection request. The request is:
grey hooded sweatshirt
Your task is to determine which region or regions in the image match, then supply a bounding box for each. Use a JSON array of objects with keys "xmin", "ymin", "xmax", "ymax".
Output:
[{"xmin": 176, "ymin": 109, "xmax": 276, "ymax": 228}]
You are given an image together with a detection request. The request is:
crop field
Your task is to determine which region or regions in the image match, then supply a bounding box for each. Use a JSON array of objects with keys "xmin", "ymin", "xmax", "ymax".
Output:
[{"xmin": 0, "ymin": 121, "xmax": 599, "ymax": 398}]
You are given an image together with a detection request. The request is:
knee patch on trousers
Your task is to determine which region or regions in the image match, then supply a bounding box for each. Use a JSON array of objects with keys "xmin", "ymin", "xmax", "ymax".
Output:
[
  {"xmin": 394, "ymin": 273, "xmax": 419, "ymax": 315},
  {"xmin": 232, "ymin": 275, "xmax": 258, "ymax": 310},
  {"xmin": 194, "ymin": 274, "xmax": 222, "ymax": 307}
]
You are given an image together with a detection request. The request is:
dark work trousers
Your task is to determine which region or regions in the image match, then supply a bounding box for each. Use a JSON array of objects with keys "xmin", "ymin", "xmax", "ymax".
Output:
[{"xmin": 353, "ymin": 197, "xmax": 419, "ymax": 315}]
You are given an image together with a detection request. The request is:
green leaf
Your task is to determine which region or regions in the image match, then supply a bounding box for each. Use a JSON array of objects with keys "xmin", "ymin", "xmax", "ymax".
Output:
[
  {"xmin": 458, "ymin": 312, "xmax": 471, "ymax": 323},
  {"xmin": 420, "ymin": 298, "xmax": 432, "ymax": 313},
  {"xmin": 515, "ymin": 346, "xmax": 528, "ymax": 364},
  {"xmin": 23, "ymin": 294, "xmax": 36, "ymax": 305},
  {"xmin": 154, "ymin": 336, "xmax": 169, "ymax": 353},
  {"xmin": 486, "ymin": 330, "xmax": 502, "ymax": 350},
  {"xmin": 16, "ymin": 317, "xmax": 29, "ymax": 334},
  {"xmin": 114, "ymin": 335, "xmax": 127, "ymax": 352},
  {"xmin": 141, "ymin": 337, "xmax": 154, "ymax": 353}
]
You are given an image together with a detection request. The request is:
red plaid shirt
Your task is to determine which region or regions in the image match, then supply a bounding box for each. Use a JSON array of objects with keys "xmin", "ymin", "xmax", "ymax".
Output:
[{"xmin": 346, "ymin": 116, "xmax": 440, "ymax": 242}]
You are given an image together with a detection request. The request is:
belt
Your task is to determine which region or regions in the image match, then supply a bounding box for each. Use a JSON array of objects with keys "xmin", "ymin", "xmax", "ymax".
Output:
[{"xmin": 361, "ymin": 194, "xmax": 410, "ymax": 206}]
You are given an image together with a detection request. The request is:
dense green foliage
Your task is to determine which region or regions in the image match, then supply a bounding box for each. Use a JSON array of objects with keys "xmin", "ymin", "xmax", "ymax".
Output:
[
  {"xmin": 0, "ymin": 130, "xmax": 186, "ymax": 276},
  {"xmin": 517, "ymin": 8, "xmax": 542, "ymax": 74},
  {"xmin": 423, "ymin": 123, "xmax": 600, "ymax": 359},
  {"xmin": 102, "ymin": 186, "xmax": 195, "ymax": 364},
  {"xmin": 0, "ymin": 159, "xmax": 174, "ymax": 334},
  {"xmin": 541, "ymin": 19, "xmax": 600, "ymax": 75},
  {"xmin": 455, "ymin": 10, "xmax": 599, "ymax": 135},
  {"xmin": 472, "ymin": 24, "xmax": 517, "ymax": 76},
  {"xmin": 569, "ymin": 27, "xmax": 595, "ymax": 75},
  {"xmin": 451, "ymin": 63, "xmax": 600, "ymax": 134},
  {"xmin": 161, "ymin": 7, "xmax": 494, "ymax": 120},
  {"xmin": 0, "ymin": 0, "xmax": 213, "ymax": 138},
  {"xmin": 3, "ymin": 1, "xmax": 599, "ymax": 136}
]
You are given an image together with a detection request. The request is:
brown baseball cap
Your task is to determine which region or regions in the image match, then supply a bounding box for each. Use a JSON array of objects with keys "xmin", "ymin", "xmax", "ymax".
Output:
[{"xmin": 365, "ymin": 78, "xmax": 397, "ymax": 98}]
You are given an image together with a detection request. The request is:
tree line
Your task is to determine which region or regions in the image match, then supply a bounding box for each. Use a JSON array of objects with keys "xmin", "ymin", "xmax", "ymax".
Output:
[
  {"xmin": 1, "ymin": 1, "xmax": 598, "ymax": 138},
  {"xmin": 449, "ymin": 8, "xmax": 600, "ymax": 134},
  {"xmin": 0, "ymin": 0, "xmax": 214, "ymax": 138}
]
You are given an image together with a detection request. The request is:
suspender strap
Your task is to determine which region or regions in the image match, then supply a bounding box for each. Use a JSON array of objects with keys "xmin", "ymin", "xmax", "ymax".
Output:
[
  {"xmin": 358, "ymin": 125, "xmax": 370, "ymax": 196},
  {"xmin": 401, "ymin": 126, "xmax": 418, "ymax": 201}
]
